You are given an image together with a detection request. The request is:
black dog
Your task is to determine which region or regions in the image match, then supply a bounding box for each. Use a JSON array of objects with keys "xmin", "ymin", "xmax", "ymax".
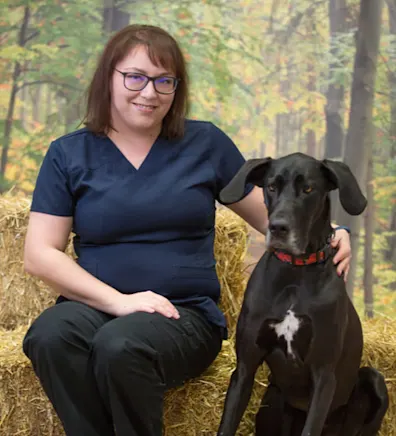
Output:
[{"xmin": 217, "ymin": 153, "xmax": 389, "ymax": 436}]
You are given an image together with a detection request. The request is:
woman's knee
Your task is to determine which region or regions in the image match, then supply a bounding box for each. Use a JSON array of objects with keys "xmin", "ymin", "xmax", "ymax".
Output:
[{"xmin": 23, "ymin": 301, "xmax": 97, "ymax": 360}]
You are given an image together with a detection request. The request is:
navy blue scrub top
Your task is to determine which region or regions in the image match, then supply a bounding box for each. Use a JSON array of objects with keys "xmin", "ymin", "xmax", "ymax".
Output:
[{"xmin": 31, "ymin": 120, "xmax": 253, "ymax": 337}]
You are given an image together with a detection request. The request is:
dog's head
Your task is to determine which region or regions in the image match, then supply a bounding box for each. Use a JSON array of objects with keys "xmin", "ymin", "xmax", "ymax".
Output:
[{"xmin": 219, "ymin": 153, "xmax": 367, "ymax": 255}]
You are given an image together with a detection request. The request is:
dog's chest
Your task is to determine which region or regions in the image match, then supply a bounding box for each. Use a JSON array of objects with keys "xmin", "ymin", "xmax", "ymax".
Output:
[{"xmin": 270, "ymin": 310, "xmax": 300, "ymax": 356}]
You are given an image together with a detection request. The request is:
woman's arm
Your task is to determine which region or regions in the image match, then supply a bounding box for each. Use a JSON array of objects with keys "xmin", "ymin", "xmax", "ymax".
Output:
[
  {"xmin": 24, "ymin": 212, "xmax": 123, "ymax": 313},
  {"xmin": 24, "ymin": 212, "xmax": 179, "ymax": 318},
  {"xmin": 226, "ymin": 186, "xmax": 269, "ymax": 235}
]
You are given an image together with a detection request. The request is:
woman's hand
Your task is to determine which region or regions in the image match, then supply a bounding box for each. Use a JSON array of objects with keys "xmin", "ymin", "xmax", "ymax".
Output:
[
  {"xmin": 331, "ymin": 228, "xmax": 352, "ymax": 281},
  {"xmin": 111, "ymin": 291, "xmax": 180, "ymax": 319}
]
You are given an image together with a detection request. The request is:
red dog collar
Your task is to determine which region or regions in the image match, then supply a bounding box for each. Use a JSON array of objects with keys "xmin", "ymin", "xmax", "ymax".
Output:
[{"xmin": 271, "ymin": 244, "xmax": 334, "ymax": 266}]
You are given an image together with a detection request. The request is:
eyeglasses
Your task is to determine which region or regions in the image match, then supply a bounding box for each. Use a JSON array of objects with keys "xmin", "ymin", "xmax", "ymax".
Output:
[{"xmin": 115, "ymin": 69, "xmax": 179, "ymax": 94}]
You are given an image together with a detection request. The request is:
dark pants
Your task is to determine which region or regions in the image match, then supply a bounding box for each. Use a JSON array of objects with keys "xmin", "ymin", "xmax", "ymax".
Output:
[{"xmin": 22, "ymin": 301, "xmax": 223, "ymax": 436}]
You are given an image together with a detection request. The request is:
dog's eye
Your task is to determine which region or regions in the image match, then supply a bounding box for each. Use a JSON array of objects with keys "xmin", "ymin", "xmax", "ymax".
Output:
[
  {"xmin": 267, "ymin": 184, "xmax": 276, "ymax": 192},
  {"xmin": 303, "ymin": 185, "xmax": 313, "ymax": 193}
]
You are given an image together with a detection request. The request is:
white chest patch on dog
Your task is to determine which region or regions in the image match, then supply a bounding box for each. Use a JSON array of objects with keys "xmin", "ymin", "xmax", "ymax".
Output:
[{"xmin": 270, "ymin": 310, "xmax": 300, "ymax": 358}]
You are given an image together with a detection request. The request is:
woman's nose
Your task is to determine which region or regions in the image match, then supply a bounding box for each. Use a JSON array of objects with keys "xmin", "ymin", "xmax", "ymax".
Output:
[{"xmin": 140, "ymin": 80, "xmax": 157, "ymax": 97}]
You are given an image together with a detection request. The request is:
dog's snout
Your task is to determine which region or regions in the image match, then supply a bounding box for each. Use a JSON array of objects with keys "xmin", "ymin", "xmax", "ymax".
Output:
[{"xmin": 269, "ymin": 220, "xmax": 290, "ymax": 238}]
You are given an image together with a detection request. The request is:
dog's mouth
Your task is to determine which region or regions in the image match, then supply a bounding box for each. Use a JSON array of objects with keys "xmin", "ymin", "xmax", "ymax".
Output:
[{"xmin": 266, "ymin": 230, "xmax": 306, "ymax": 256}]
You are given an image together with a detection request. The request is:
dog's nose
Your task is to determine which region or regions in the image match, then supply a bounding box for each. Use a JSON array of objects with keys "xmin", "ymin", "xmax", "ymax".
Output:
[{"xmin": 269, "ymin": 220, "xmax": 290, "ymax": 238}]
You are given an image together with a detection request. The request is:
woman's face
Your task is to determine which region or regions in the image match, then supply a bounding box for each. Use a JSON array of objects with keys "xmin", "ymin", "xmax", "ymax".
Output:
[{"xmin": 110, "ymin": 45, "xmax": 176, "ymax": 137}]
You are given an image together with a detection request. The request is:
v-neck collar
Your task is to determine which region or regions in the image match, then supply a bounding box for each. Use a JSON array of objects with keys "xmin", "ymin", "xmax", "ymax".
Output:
[{"xmin": 105, "ymin": 134, "xmax": 162, "ymax": 173}]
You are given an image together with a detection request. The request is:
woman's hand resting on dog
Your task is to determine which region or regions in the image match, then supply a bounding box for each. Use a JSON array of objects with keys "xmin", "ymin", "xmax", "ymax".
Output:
[{"xmin": 331, "ymin": 228, "xmax": 352, "ymax": 281}]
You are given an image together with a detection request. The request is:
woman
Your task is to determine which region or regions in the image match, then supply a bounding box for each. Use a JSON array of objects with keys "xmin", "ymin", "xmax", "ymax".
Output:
[{"xmin": 22, "ymin": 24, "xmax": 352, "ymax": 436}]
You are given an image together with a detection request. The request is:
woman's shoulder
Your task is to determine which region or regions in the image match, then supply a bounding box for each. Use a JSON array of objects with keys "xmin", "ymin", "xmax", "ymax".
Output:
[
  {"xmin": 185, "ymin": 119, "xmax": 218, "ymax": 134},
  {"xmin": 49, "ymin": 128, "xmax": 107, "ymax": 171},
  {"xmin": 184, "ymin": 119, "xmax": 234, "ymax": 146},
  {"xmin": 183, "ymin": 119, "xmax": 231, "ymax": 143},
  {"xmin": 52, "ymin": 127, "xmax": 100, "ymax": 150}
]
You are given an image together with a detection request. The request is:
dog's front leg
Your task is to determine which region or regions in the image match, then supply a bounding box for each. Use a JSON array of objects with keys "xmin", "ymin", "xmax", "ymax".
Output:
[
  {"xmin": 217, "ymin": 344, "xmax": 265, "ymax": 436},
  {"xmin": 302, "ymin": 365, "xmax": 336, "ymax": 436}
]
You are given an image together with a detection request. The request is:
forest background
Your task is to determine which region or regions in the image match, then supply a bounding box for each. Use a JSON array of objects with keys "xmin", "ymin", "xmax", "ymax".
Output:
[{"xmin": 1, "ymin": 0, "xmax": 395, "ymax": 320}]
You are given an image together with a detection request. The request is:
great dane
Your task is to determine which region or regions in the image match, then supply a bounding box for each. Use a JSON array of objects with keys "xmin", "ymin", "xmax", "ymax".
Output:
[{"xmin": 217, "ymin": 153, "xmax": 389, "ymax": 436}]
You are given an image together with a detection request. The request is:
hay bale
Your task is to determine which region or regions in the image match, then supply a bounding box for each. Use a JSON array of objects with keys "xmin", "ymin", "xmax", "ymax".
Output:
[
  {"xmin": 215, "ymin": 207, "xmax": 249, "ymax": 336},
  {"xmin": 0, "ymin": 326, "xmax": 266, "ymax": 436},
  {"xmin": 0, "ymin": 195, "xmax": 56, "ymax": 329},
  {"xmin": 362, "ymin": 318, "xmax": 396, "ymax": 436},
  {"xmin": 0, "ymin": 325, "xmax": 64, "ymax": 435},
  {"xmin": 0, "ymin": 194, "xmax": 248, "ymax": 335},
  {"xmin": 1, "ymin": 320, "xmax": 395, "ymax": 435}
]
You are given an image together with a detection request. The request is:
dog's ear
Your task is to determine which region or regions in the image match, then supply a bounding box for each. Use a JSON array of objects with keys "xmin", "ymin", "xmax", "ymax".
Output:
[
  {"xmin": 219, "ymin": 158, "xmax": 272, "ymax": 204},
  {"xmin": 321, "ymin": 159, "xmax": 367, "ymax": 215}
]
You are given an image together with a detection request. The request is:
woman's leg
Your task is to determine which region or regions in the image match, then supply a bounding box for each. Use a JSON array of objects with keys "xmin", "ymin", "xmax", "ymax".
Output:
[
  {"xmin": 91, "ymin": 306, "xmax": 223, "ymax": 436},
  {"xmin": 23, "ymin": 301, "xmax": 116, "ymax": 436}
]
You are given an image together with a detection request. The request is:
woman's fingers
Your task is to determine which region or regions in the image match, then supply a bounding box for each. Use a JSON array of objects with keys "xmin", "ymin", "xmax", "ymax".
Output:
[
  {"xmin": 331, "ymin": 228, "xmax": 352, "ymax": 277},
  {"xmin": 146, "ymin": 291, "xmax": 180, "ymax": 319},
  {"xmin": 336, "ymin": 256, "xmax": 350, "ymax": 279},
  {"xmin": 343, "ymin": 265, "xmax": 350, "ymax": 282}
]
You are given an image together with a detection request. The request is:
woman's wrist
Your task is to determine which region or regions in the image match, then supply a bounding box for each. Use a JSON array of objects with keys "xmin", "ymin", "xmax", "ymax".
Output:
[{"xmin": 333, "ymin": 225, "xmax": 351, "ymax": 234}]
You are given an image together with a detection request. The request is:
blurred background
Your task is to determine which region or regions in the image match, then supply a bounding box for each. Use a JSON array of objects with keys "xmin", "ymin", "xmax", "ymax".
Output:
[{"xmin": 1, "ymin": 0, "xmax": 395, "ymax": 319}]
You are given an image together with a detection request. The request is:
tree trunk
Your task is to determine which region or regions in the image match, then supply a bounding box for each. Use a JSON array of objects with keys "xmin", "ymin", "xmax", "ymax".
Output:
[
  {"xmin": 103, "ymin": 0, "xmax": 130, "ymax": 33},
  {"xmin": 385, "ymin": 0, "xmax": 396, "ymax": 273},
  {"xmin": 306, "ymin": 130, "xmax": 316, "ymax": 157},
  {"xmin": 306, "ymin": 60, "xmax": 317, "ymax": 157},
  {"xmin": 55, "ymin": 95, "xmax": 64, "ymax": 126},
  {"xmin": 324, "ymin": 0, "xmax": 349, "ymax": 160},
  {"xmin": 31, "ymin": 85, "xmax": 42, "ymax": 125},
  {"xmin": 46, "ymin": 85, "xmax": 52, "ymax": 124},
  {"xmin": 1, "ymin": 6, "xmax": 30, "ymax": 191},
  {"xmin": 306, "ymin": 15, "xmax": 317, "ymax": 158},
  {"xmin": 276, "ymin": 114, "xmax": 281, "ymax": 156},
  {"xmin": 20, "ymin": 72, "xmax": 29, "ymax": 131},
  {"xmin": 325, "ymin": 0, "xmax": 349, "ymax": 218},
  {"xmin": 387, "ymin": 208, "xmax": 396, "ymax": 262},
  {"xmin": 260, "ymin": 140, "xmax": 266, "ymax": 157},
  {"xmin": 363, "ymin": 127, "xmax": 374, "ymax": 318},
  {"xmin": 297, "ymin": 113, "xmax": 304, "ymax": 152},
  {"xmin": 335, "ymin": 0, "xmax": 383, "ymax": 300}
]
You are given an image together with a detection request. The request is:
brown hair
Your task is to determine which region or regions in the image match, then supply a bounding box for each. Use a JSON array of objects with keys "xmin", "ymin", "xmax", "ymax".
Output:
[{"xmin": 83, "ymin": 24, "xmax": 189, "ymax": 139}]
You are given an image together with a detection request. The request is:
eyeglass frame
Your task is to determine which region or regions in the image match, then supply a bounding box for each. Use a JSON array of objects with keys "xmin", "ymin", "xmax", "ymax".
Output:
[{"xmin": 114, "ymin": 68, "xmax": 180, "ymax": 95}]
